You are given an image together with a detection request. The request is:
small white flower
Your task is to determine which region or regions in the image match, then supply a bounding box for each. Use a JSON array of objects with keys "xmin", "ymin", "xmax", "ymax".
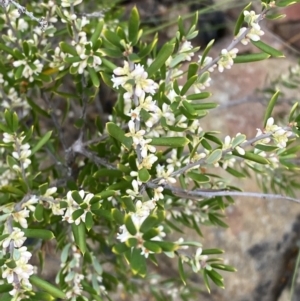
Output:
[
  {"xmin": 244, "ymin": 10, "xmax": 260, "ymax": 26},
  {"xmin": 61, "ymin": 0, "xmax": 83, "ymax": 7},
  {"xmin": 217, "ymin": 48, "xmax": 238, "ymax": 73},
  {"xmin": 12, "ymin": 209, "xmax": 30, "ymax": 228},
  {"xmin": 153, "ymin": 186, "xmax": 164, "ymax": 201},
  {"xmin": 2, "ymin": 228, "xmax": 26, "ymax": 249},
  {"xmin": 139, "ymin": 154, "xmax": 158, "ymax": 170},
  {"xmin": 179, "ymin": 40, "xmax": 194, "ymax": 61},
  {"xmin": 126, "ymin": 179, "xmax": 140, "ymax": 199}
]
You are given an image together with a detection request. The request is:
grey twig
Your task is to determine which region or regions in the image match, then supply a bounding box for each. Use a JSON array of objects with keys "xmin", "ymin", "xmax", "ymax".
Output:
[
  {"xmin": 161, "ymin": 184, "xmax": 300, "ymax": 204},
  {"xmin": 0, "ymin": 0, "xmax": 48, "ymax": 30},
  {"xmin": 41, "ymin": 91, "xmax": 67, "ymax": 151}
]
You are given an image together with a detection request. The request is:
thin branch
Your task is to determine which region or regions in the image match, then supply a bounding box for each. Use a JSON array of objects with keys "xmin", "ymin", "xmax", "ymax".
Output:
[
  {"xmin": 78, "ymin": 147, "xmax": 116, "ymax": 169},
  {"xmin": 41, "ymin": 90, "xmax": 67, "ymax": 151},
  {"xmin": 158, "ymin": 184, "xmax": 300, "ymax": 204},
  {"xmin": 198, "ymin": 7, "xmax": 268, "ymax": 76},
  {"xmin": 69, "ymin": 136, "xmax": 116, "ymax": 170},
  {"xmin": 0, "ymin": 0, "xmax": 48, "ymax": 30},
  {"xmin": 77, "ymin": 10, "xmax": 107, "ymax": 19},
  {"xmin": 151, "ymin": 127, "xmax": 296, "ymax": 184}
]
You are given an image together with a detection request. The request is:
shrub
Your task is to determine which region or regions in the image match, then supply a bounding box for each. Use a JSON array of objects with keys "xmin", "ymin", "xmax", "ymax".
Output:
[{"xmin": 0, "ymin": 0, "xmax": 300, "ymax": 300}]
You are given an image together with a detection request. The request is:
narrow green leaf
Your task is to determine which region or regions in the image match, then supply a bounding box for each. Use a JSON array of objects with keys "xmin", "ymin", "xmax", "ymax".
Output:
[
  {"xmin": 112, "ymin": 243, "xmax": 130, "ymax": 254},
  {"xmin": 140, "ymin": 215, "xmax": 159, "ymax": 233},
  {"xmin": 93, "ymin": 169, "xmax": 122, "ymax": 178},
  {"xmin": 31, "ymin": 131, "xmax": 52, "ymax": 155},
  {"xmin": 180, "ymin": 75, "xmax": 198, "ymax": 96},
  {"xmin": 149, "ymin": 137, "xmax": 189, "ymax": 147},
  {"xmin": 192, "ymin": 102, "xmax": 217, "ymax": 110},
  {"xmin": 125, "ymin": 214, "xmax": 137, "ymax": 236},
  {"xmin": 169, "ymin": 53, "xmax": 189, "ymax": 68},
  {"xmin": 128, "ymin": 6, "xmax": 140, "ymax": 45},
  {"xmin": 101, "ymin": 48, "xmax": 123, "ymax": 58},
  {"xmin": 12, "ymin": 112, "xmax": 19, "ymax": 132},
  {"xmin": 23, "ymin": 229, "xmax": 54, "ymax": 240},
  {"xmin": 209, "ymin": 213, "xmax": 228, "ymax": 228},
  {"xmin": 72, "ymin": 209, "xmax": 84, "ymax": 222},
  {"xmin": 231, "ymin": 134, "xmax": 246, "ymax": 148},
  {"xmin": 289, "ymin": 102, "xmax": 298, "ymax": 122},
  {"xmin": 154, "ymin": 241, "xmax": 178, "ymax": 252},
  {"xmin": 0, "ymin": 284, "xmax": 13, "ymax": 294},
  {"xmin": 211, "ymin": 263, "xmax": 237, "ymax": 272},
  {"xmin": 147, "ymin": 43, "xmax": 175, "ymax": 77},
  {"xmin": 178, "ymin": 258, "xmax": 187, "ymax": 285},
  {"xmin": 234, "ymin": 53, "xmax": 270, "ymax": 63},
  {"xmin": 0, "ymin": 42, "xmax": 14, "ymax": 56},
  {"xmin": 91, "ymin": 20, "xmax": 104, "ymax": 46},
  {"xmin": 263, "ymin": 90, "xmax": 280, "ymax": 127},
  {"xmin": 112, "ymin": 208, "xmax": 124, "ymax": 224},
  {"xmin": 186, "ymin": 92, "xmax": 212, "ymax": 100},
  {"xmin": 72, "ymin": 222, "xmax": 86, "ymax": 254},
  {"xmin": 254, "ymin": 144, "xmax": 278, "ymax": 152},
  {"xmin": 85, "ymin": 212, "xmax": 94, "ymax": 231},
  {"xmin": 30, "ymin": 275, "xmax": 66, "ymax": 299},
  {"xmin": 103, "ymin": 30, "xmax": 122, "ymax": 47},
  {"xmin": 266, "ymin": 13, "xmax": 286, "ymax": 20},
  {"xmin": 251, "ymin": 40, "xmax": 284, "ymax": 57},
  {"xmin": 93, "ymin": 190, "xmax": 116, "ymax": 201},
  {"xmin": 187, "ymin": 63, "xmax": 199, "ymax": 78},
  {"xmin": 26, "ymin": 97, "xmax": 51, "ymax": 118},
  {"xmin": 206, "ymin": 149, "xmax": 222, "ymax": 165},
  {"xmin": 0, "ymin": 186, "xmax": 24, "ymax": 196},
  {"xmin": 225, "ymin": 166, "xmax": 245, "ymax": 178},
  {"xmin": 206, "ymin": 269, "xmax": 224, "ymax": 288},
  {"xmin": 59, "ymin": 42, "xmax": 77, "ymax": 56},
  {"xmin": 126, "ymin": 237, "xmax": 138, "ymax": 247},
  {"xmin": 139, "ymin": 36, "xmax": 158, "ymax": 58},
  {"xmin": 71, "ymin": 190, "xmax": 83, "ymax": 204},
  {"xmin": 233, "ymin": 150, "xmax": 270, "ymax": 164},
  {"xmin": 4, "ymin": 110, "xmax": 12, "ymax": 129},
  {"xmin": 138, "ymin": 167, "xmax": 151, "ymax": 182},
  {"xmin": 203, "ymin": 270, "xmax": 211, "ymax": 293},
  {"xmin": 182, "ymin": 100, "xmax": 197, "ymax": 116},
  {"xmin": 142, "ymin": 228, "xmax": 160, "ymax": 240},
  {"xmin": 234, "ymin": 2, "xmax": 252, "ymax": 36},
  {"xmin": 34, "ymin": 204, "xmax": 44, "ymax": 222},
  {"xmin": 204, "ymin": 133, "xmax": 223, "ymax": 146},
  {"xmin": 187, "ymin": 171, "xmax": 210, "ymax": 183},
  {"xmin": 88, "ymin": 66, "xmax": 100, "ymax": 87},
  {"xmin": 106, "ymin": 122, "xmax": 132, "ymax": 150},
  {"xmin": 200, "ymin": 39, "xmax": 214, "ymax": 67},
  {"xmin": 130, "ymin": 248, "xmax": 147, "ymax": 277},
  {"xmin": 143, "ymin": 241, "xmax": 162, "ymax": 253},
  {"xmin": 201, "ymin": 249, "xmax": 224, "ymax": 255},
  {"xmin": 276, "ymin": 0, "xmax": 299, "ymax": 7}
]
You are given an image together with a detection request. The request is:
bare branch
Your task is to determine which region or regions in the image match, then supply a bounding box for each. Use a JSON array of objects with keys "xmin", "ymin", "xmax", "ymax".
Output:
[{"xmin": 149, "ymin": 183, "xmax": 300, "ymax": 204}]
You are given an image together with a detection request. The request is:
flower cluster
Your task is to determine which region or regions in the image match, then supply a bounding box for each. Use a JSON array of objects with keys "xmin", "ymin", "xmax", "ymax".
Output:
[
  {"xmin": 0, "ymin": 87, "xmax": 30, "ymax": 117},
  {"xmin": 191, "ymin": 247, "xmax": 211, "ymax": 273},
  {"xmin": 61, "ymin": 245, "xmax": 84, "ymax": 300},
  {"xmin": 237, "ymin": 10, "xmax": 264, "ymax": 45},
  {"xmin": 1, "ymin": 228, "xmax": 34, "ymax": 300},
  {"xmin": 217, "ymin": 48, "xmax": 239, "ymax": 73},
  {"xmin": 178, "ymin": 40, "xmax": 195, "ymax": 61},
  {"xmin": 12, "ymin": 56, "xmax": 43, "ymax": 83},
  {"xmin": 3, "ymin": 133, "xmax": 31, "ymax": 172},
  {"xmin": 256, "ymin": 117, "xmax": 293, "ymax": 148},
  {"xmin": 69, "ymin": 31, "xmax": 102, "ymax": 74},
  {"xmin": 117, "ymin": 200, "xmax": 166, "ymax": 258},
  {"xmin": 61, "ymin": 190, "xmax": 93, "ymax": 224},
  {"xmin": 112, "ymin": 61, "xmax": 159, "ymax": 110}
]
